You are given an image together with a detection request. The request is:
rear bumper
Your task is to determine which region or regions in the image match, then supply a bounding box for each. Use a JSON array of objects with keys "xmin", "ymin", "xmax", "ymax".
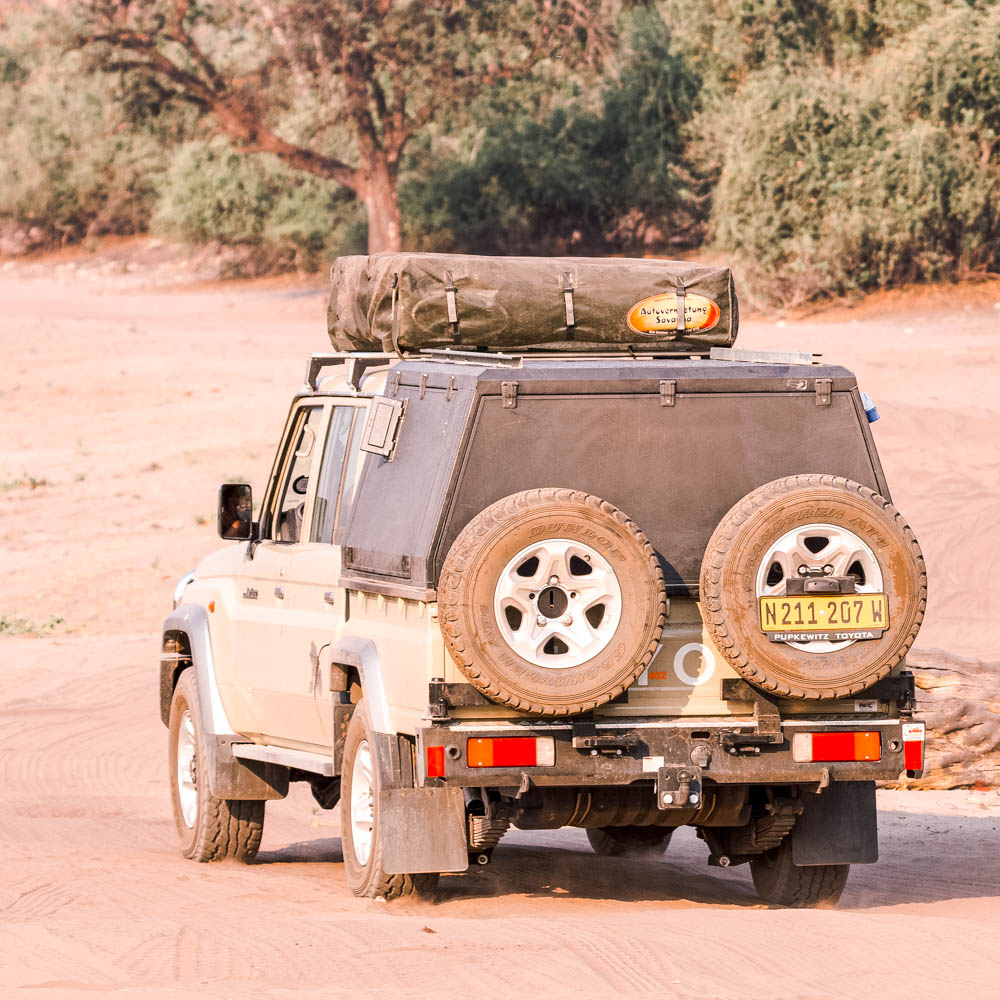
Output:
[{"xmin": 416, "ymin": 716, "xmax": 923, "ymax": 789}]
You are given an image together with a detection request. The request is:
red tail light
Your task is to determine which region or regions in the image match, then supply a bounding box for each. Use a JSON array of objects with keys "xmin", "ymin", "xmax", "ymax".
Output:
[
  {"xmin": 426, "ymin": 745, "xmax": 445, "ymax": 778},
  {"xmin": 902, "ymin": 722, "xmax": 925, "ymax": 772},
  {"xmin": 792, "ymin": 731, "xmax": 881, "ymax": 763}
]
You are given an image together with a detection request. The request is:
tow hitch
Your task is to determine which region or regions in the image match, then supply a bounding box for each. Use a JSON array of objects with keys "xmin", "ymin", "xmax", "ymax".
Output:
[{"xmin": 657, "ymin": 765, "xmax": 703, "ymax": 809}]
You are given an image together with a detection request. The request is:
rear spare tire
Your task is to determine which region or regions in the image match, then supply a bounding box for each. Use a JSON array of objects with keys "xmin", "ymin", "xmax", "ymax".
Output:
[
  {"xmin": 699, "ymin": 475, "xmax": 926, "ymax": 700},
  {"xmin": 439, "ymin": 488, "xmax": 667, "ymax": 716}
]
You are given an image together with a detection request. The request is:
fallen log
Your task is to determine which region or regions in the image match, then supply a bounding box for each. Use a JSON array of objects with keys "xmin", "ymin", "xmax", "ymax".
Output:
[{"xmin": 901, "ymin": 649, "xmax": 1000, "ymax": 789}]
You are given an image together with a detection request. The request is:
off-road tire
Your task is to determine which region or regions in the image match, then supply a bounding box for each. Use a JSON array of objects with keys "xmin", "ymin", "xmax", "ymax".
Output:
[
  {"xmin": 341, "ymin": 701, "xmax": 439, "ymax": 901},
  {"xmin": 586, "ymin": 825, "xmax": 673, "ymax": 857},
  {"xmin": 750, "ymin": 836, "xmax": 850, "ymax": 908},
  {"xmin": 168, "ymin": 669, "xmax": 264, "ymax": 862},
  {"xmin": 439, "ymin": 488, "xmax": 667, "ymax": 715},
  {"xmin": 699, "ymin": 475, "xmax": 926, "ymax": 699}
]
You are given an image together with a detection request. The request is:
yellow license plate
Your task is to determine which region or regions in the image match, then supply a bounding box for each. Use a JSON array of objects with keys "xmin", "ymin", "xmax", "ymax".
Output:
[{"xmin": 759, "ymin": 593, "xmax": 889, "ymax": 642}]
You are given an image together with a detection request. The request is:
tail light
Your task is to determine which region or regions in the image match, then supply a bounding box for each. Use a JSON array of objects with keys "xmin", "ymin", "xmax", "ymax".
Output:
[
  {"xmin": 792, "ymin": 731, "xmax": 881, "ymax": 763},
  {"xmin": 902, "ymin": 722, "xmax": 925, "ymax": 772},
  {"xmin": 467, "ymin": 736, "xmax": 556, "ymax": 768}
]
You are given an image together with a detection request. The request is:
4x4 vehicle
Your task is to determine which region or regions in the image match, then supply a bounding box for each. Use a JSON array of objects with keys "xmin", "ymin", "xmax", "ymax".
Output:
[{"xmin": 161, "ymin": 254, "xmax": 927, "ymax": 907}]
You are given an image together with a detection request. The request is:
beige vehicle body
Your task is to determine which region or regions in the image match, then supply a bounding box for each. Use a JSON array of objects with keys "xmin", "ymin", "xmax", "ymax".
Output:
[{"xmin": 161, "ymin": 348, "xmax": 925, "ymax": 905}]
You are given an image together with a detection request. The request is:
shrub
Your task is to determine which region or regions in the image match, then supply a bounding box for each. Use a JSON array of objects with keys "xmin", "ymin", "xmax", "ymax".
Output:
[
  {"xmin": 661, "ymin": 0, "xmax": 936, "ymax": 91},
  {"xmin": 152, "ymin": 139, "xmax": 366, "ymax": 273},
  {"xmin": 0, "ymin": 10, "xmax": 193, "ymax": 246},
  {"xmin": 705, "ymin": 4, "xmax": 1000, "ymax": 306}
]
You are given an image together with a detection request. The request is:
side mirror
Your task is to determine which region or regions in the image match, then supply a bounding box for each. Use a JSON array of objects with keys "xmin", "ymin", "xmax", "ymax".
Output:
[{"xmin": 218, "ymin": 483, "xmax": 253, "ymax": 540}]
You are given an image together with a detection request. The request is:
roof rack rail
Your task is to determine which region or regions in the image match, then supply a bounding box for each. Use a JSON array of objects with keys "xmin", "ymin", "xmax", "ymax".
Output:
[
  {"xmin": 305, "ymin": 352, "xmax": 396, "ymax": 391},
  {"xmin": 420, "ymin": 347, "xmax": 520, "ymax": 366},
  {"xmin": 417, "ymin": 347, "xmax": 719, "ymax": 365},
  {"xmin": 709, "ymin": 347, "xmax": 822, "ymax": 365}
]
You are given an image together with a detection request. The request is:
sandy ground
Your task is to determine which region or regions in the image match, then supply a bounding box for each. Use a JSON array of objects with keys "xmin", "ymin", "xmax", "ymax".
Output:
[
  {"xmin": 2, "ymin": 635, "xmax": 1000, "ymax": 999},
  {"xmin": 2, "ymin": 261, "xmax": 1000, "ymax": 997}
]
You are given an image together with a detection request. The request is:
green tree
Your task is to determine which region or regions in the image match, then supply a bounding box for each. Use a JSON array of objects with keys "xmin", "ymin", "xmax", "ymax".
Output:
[
  {"xmin": 403, "ymin": 8, "xmax": 700, "ymax": 253},
  {"xmin": 75, "ymin": 0, "xmax": 622, "ymax": 253}
]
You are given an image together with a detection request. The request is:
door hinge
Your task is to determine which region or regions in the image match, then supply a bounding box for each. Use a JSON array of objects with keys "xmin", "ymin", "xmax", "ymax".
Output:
[
  {"xmin": 501, "ymin": 381, "xmax": 518, "ymax": 409},
  {"xmin": 660, "ymin": 379, "xmax": 676, "ymax": 407},
  {"xmin": 815, "ymin": 378, "xmax": 832, "ymax": 406}
]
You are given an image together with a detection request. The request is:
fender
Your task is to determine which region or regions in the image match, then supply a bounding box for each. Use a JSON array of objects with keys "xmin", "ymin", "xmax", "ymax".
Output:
[
  {"xmin": 160, "ymin": 604, "xmax": 288, "ymax": 801},
  {"xmin": 327, "ymin": 636, "xmax": 394, "ymax": 735},
  {"xmin": 161, "ymin": 604, "xmax": 236, "ymax": 736}
]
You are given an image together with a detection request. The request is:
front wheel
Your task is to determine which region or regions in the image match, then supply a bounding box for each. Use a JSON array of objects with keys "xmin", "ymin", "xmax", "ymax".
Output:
[
  {"xmin": 749, "ymin": 836, "xmax": 849, "ymax": 908},
  {"xmin": 168, "ymin": 669, "xmax": 264, "ymax": 862},
  {"xmin": 341, "ymin": 700, "xmax": 439, "ymax": 900}
]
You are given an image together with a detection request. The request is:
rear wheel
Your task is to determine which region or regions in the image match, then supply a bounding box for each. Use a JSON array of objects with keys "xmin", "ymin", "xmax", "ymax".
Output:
[
  {"xmin": 168, "ymin": 669, "xmax": 264, "ymax": 862},
  {"xmin": 586, "ymin": 825, "xmax": 672, "ymax": 857},
  {"xmin": 750, "ymin": 837, "xmax": 849, "ymax": 908},
  {"xmin": 341, "ymin": 700, "xmax": 439, "ymax": 900}
]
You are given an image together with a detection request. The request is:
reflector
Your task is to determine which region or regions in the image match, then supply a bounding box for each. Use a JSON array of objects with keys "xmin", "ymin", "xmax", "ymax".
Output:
[
  {"xmin": 426, "ymin": 745, "xmax": 445, "ymax": 778},
  {"xmin": 902, "ymin": 722, "xmax": 925, "ymax": 771}
]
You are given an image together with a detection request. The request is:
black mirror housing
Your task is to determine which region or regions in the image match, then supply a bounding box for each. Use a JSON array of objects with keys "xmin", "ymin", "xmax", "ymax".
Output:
[{"xmin": 218, "ymin": 483, "xmax": 253, "ymax": 540}]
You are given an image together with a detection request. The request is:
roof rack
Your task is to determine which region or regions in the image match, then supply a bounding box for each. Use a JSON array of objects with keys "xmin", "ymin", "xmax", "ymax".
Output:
[
  {"xmin": 304, "ymin": 346, "xmax": 824, "ymax": 391},
  {"xmin": 305, "ymin": 352, "xmax": 396, "ymax": 391}
]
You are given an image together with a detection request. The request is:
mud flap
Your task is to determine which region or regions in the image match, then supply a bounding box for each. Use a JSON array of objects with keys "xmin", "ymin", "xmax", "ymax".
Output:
[
  {"xmin": 208, "ymin": 735, "xmax": 289, "ymax": 801},
  {"xmin": 380, "ymin": 787, "xmax": 469, "ymax": 875},
  {"xmin": 792, "ymin": 780, "xmax": 878, "ymax": 866}
]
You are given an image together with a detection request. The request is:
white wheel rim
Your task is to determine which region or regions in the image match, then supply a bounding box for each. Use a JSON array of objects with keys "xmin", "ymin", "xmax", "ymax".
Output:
[
  {"xmin": 176, "ymin": 709, "xmax": 198, "ymax": 828},
  {"xmin": 755, "ymin": 522, "xmax": 883, "ymax": 653},
  {"xmin": 493, "ymin": 538, "xmax": 623, "ymax": 668},
  {"xmin": 351, "ymin": 740, "xmax": 375, "ymax": 867}
]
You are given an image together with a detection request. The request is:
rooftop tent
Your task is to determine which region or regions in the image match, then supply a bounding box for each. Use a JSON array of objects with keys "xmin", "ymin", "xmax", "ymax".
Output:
[{"xmin": 328, "ymin": 252, "xmax": 738, "ymax": 355}]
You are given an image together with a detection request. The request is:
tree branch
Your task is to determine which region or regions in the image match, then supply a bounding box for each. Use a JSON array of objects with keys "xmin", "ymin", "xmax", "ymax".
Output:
[{"xmin": 87, "ymin": 27, "xmax": 360, "ymax": 190}]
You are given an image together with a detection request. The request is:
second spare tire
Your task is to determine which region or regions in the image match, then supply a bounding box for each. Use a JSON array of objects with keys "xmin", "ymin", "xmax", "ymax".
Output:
[
  {"xmin": 438, "ymin": 488, "xmax": 666, "ymax": 716},
  {"xmin": 699, "ymin": 474, "xmax": 926, "ymax": 700}
]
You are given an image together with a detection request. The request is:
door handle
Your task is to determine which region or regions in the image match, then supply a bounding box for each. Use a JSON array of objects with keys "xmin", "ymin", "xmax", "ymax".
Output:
[
  {"xmin": 274, "ymin": 586, "xmax": 285, "ymax": 599},
  {"xmin": 323, "ymin": 591, "xmax": 337, "ymax": 605}
]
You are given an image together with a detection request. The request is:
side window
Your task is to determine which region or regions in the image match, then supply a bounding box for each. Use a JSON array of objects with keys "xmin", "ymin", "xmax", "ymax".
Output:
[
  {"xmin": 338, "ymin": 413, "xmax": 365, "ymax": 537},
  {"xmin": 270, "ymin": 405, "xmax": 323, "ymax": 543},
  {"xmin": 311, "ymin": 405, "xmax": 367, "ymax": 544}
]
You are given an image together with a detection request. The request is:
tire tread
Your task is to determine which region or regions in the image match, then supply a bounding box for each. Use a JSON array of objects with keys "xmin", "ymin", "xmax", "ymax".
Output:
[{"xmin": 170, "ymin": 670, "xmax": 264, "ymax": 864}]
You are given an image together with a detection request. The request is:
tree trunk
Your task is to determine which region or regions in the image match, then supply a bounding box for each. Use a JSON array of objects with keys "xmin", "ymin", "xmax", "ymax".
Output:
[
  {"xmin": 362, "ymin": 156, "xmax": 402, "ymax": 254},
  {"xmin": 897, "ymin": 649, "xmax": 1000, "ymax": 789}
]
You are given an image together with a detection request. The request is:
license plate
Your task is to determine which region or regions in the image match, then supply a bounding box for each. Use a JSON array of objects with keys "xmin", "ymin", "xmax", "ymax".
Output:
[{"xmin": 759, "ymin": 593, "xmax": 889, "ymax": 643}]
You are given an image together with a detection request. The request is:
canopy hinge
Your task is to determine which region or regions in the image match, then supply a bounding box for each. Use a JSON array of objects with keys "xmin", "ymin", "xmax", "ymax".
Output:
[
  {"xmin": 562, "ymin": 271, "xmax": 576, "ymax": 339},
  {"xmin": 501, "ymin": 381, "xmax": 519, "ymax": 409},
  {"xmin": 660, "ymin": 379, "xmax": 676, "ymax": 407},
  {"xmin": 444, "ymin": 269, "xmax": 460, "ymax": 344},
  {"xmin": 815, "ymin": 378, "xmax": 832, "ymax": 406}
]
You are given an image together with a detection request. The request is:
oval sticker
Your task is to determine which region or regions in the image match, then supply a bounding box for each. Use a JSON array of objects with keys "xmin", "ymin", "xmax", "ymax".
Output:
[{"xmin": 626, "ymin": 292, "xmax": 721, "ymax": 335}]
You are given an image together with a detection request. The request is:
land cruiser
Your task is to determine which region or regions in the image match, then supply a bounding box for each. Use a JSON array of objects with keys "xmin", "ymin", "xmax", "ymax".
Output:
[{"xmin": 161, "ymin": 253, "xmax": 927, "ymax": 907}]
